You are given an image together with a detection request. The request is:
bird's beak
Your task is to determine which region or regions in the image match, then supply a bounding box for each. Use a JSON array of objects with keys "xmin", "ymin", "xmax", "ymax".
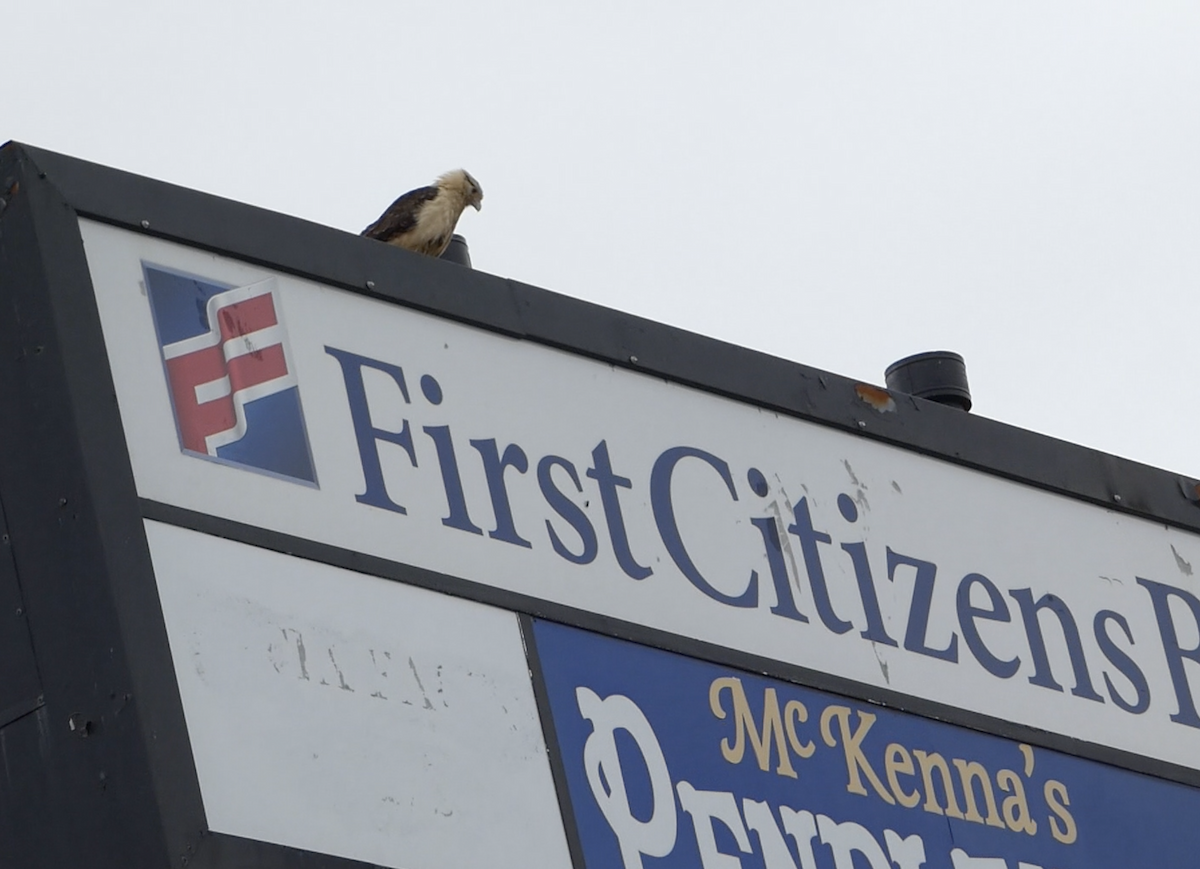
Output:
[{"xmin": 471, "ymin": 198, "xmax": 482, "ymax": 211}]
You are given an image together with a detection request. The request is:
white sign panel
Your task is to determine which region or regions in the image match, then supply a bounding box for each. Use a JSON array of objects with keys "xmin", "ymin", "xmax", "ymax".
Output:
[
  {"xmin": 83, "ymin": 220, "xmax": 1200, "ymax": 772},
  {"xmin": 146, "ymin": 520, "xmax": 571, "ymax": 869}
]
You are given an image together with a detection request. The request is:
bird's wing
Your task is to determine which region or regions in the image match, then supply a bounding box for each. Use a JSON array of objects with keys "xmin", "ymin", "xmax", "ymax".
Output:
[{"xmin": 361, "ymin": 185, "xmax": 440, "ymax": 240}]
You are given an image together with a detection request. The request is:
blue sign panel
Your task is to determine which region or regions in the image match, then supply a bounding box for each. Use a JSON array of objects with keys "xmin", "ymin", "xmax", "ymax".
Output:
[{"xmin": 533, "ymin": 619, "xmax": 1199, "ymax": 869}]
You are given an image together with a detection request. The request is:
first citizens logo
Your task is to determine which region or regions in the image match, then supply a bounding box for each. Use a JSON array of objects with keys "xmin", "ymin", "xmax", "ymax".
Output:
[{"xmin": 143, "ymin": 264, "xmax": 317, "ymax": 485}]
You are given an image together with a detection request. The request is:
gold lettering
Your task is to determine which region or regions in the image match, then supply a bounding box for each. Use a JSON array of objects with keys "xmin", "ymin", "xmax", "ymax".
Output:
[
  {"xmin": 911, "ymin": 750, "xmax": 965, "ymax": 819},
  {"xmin": 819, "ymin": 705, "xmax": 895, "ymax": 804},
  {"xmin": 1045, "ymin": 780, "xmax": 1077, "ymax": 844},
  {"xmin": 995, "ymin": 769, "xmax": 1037, "ymax": 835},
  {"xmin": 709, "ymin": 677, "xmax": 797, "ymax": 777},
  {"xmin": 1019, "ymin": 743, "xmax": 1035, "ymax": 777},
  {"xmin": 711, "ymin": 677, "xmax": 741, "ymax": 755},
  {"xmin": 884, "ymin": 743, "xmax": 921, "ymax": 808},
  {"xmin": 952, "ymin": 759, "xmax": 1005, "ymax": 828},
  {"xmin": 783, "ymin": 699, "xmax": 816, "ymax": 759}
]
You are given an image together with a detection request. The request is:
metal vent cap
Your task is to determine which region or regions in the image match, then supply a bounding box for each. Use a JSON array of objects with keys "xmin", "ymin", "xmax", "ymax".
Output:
[{"xmin": 885, "ymin": 350, "xmax": 971, "ymax": 412}]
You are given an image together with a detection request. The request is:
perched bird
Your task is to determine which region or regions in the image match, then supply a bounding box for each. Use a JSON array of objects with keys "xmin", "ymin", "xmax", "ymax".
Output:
[{"xmin": 361, "ymin": 169, "xmax": 483, "ymax": 257}]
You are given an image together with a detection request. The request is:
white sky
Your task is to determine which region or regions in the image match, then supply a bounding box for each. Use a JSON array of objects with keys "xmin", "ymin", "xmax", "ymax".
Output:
[{"xmin": 7, "ymin": 1, "xmax": 1200, "ymax": 477}]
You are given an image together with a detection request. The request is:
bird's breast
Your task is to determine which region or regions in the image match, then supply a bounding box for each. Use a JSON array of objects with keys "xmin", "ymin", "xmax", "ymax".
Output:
[{"xmin": 419, "ymin": 194, "xmax": 466, "ymax": 237}]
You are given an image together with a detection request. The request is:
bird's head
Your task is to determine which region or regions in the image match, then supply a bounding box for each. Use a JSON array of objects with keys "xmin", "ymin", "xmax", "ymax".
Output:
[{"xmin": 440, "ymin": 169, "xmax": 483, "ymax": 211}]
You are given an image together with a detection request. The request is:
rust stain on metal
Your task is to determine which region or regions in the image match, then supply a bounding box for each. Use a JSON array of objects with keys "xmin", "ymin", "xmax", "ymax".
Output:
[{"xmin": 855, "ymin": 383, "xmax": 896, "ymax": 413}]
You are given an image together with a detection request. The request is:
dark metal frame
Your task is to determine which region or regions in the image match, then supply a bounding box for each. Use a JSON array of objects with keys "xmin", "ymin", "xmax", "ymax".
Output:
[{"xmin": 2, "ymin": 141, "xmax": 1197, "ymax": 869}]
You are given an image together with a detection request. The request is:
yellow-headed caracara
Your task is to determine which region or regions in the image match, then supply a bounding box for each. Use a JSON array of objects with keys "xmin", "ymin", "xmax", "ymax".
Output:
[{"xmin": 361, "ymin": 169, "xmax": 483, "ymax": 257}]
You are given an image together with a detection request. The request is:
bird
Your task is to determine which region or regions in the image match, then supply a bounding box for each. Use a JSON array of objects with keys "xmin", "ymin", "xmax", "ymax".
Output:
[{"xmin": 361, "ymin": 169, "xmax": 483, "ymax": 257}]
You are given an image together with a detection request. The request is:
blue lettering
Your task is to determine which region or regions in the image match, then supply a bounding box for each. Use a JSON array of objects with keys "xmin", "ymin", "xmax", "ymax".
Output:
[
  {"xmin": 887, "ymin": 548, "xmax": 958, "ymax": 662},
  {"xmin": 470, "ymin": 439, "xmax": 531, "ymax": 547},
  {"xmin": 1094, "ymin": 609, "xmax": 1150, "ymax": 714},
  {"xmin": 746, "ymin": 468, "xmax": 806, "ymax": 620},
  {"xmin": 837, "ymin": 494, "xmax": 897, "ymax": 647},
  {"xmin": 787, "ymin": 498, "xmax": 853, "ymax": 634},
  {"xmin": 957, "ymin": 573, "xmax": 1019, "ymax": 678},
  {"xmin": 750, "ymin": 517, "xmax": 809, "ymax": 622},
  {"xmin": 586, "ymin": 441, "xmax": 652, "ymax": 580},
  {"xmin": 1009, "ymin": 589, "xmax": 1102, "ymax": 701},
  {"xmin": 538, "ymin": 455, "xmax": 598, "ymax": 564},
  {"xmin": 651, "ymin": 446, "xmax": 755, "ymax": 607},
  {"xmin": 324, "ymin": 346, "xmax": 416, "ymax": 515},
  {"xmin": 423, "ymin": 425, "xmax": 483, "ymax": 535},
  {"xmin": 1136, "ymin": 577, "xmax": 1200, "ymax": 727}
]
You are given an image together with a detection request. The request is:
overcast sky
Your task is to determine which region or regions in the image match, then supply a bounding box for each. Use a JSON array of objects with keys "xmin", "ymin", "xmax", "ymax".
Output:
[{"xmin": 7, "ymin": 1, "xmax": 1200, "ymax": 477}]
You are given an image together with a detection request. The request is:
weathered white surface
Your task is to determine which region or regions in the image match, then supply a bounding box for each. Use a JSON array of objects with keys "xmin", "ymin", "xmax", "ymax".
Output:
[
  {"xmin": 146, "ymin": 520, "xmax": 571, "ymax": 869},
  {"xmin": 87, "ymin": 221, "xmax": 1200, "ymax": 770}
]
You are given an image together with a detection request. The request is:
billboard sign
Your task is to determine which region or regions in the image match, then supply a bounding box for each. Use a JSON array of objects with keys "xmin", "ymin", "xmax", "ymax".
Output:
[
  {"xmin": 6, "ymin": 143, "xmax": 1200, "ymax": 869},
  {"xmin": 80, "ymin": 219, "xmax": 1200, "ymax": 773},
  {"xmin": 534, "ymin": 620, "xmax": 1199, "ymax": 869}
]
